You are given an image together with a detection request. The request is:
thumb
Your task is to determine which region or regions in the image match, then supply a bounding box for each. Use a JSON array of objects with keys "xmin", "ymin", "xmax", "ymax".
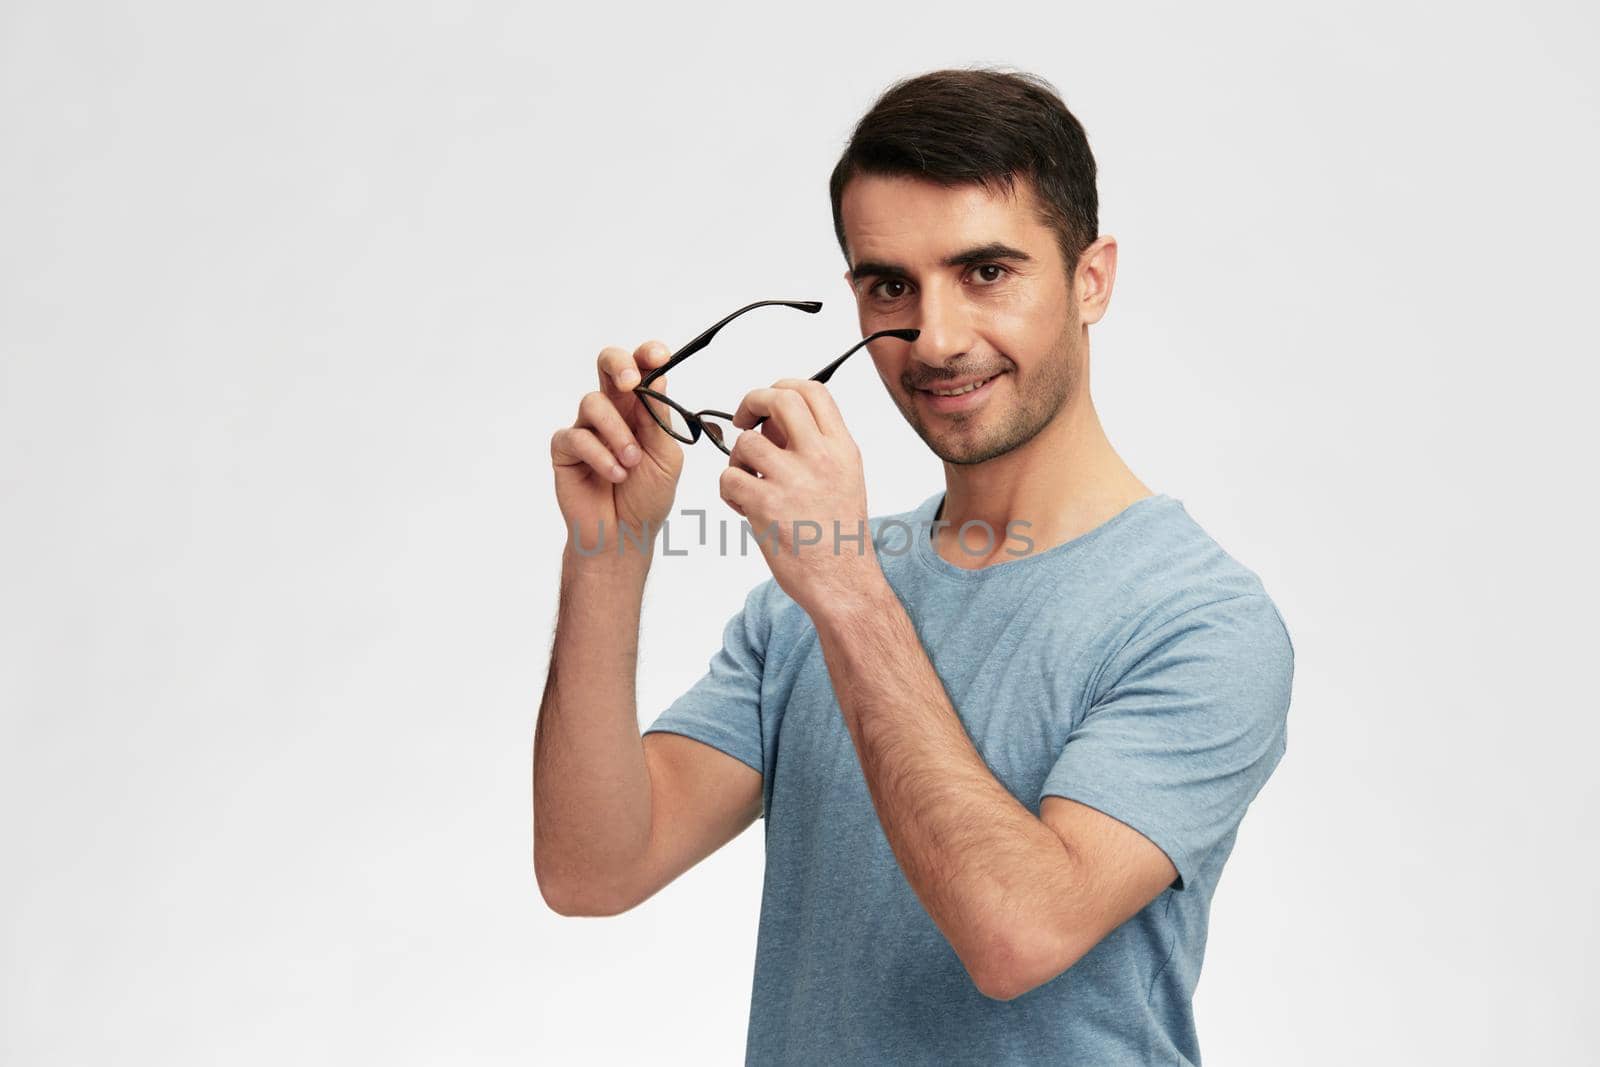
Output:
[
  {"xmin": 632, "ymin": 367, "xmax": 682, "ymax": 452},
  {"xmin": 631, "ymin": 340, "xmax": 680, "ymax": 448}
]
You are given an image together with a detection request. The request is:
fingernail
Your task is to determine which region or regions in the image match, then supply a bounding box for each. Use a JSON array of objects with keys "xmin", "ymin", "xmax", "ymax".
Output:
[
  {"xmin": 619, "ymin": 368, "xmax": 639, "ymax": 387},
  {"xmin": 621, "ymin": 443, "xmax": 641, "ymax": 465},
  {"xmin": 611, "ymin": 464, "xmax": 626, "ymax": 481}
]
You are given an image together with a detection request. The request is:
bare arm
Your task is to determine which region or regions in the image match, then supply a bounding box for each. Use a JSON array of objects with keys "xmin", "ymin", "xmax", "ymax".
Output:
[
  {"xmin": 717, "ymin": 379, "xmax": 1178, "ymax": 1000},
  {"xmin": 533, "ymin": 548, "xmax": 762, "ymax": 915},
  {"xmin": 534, "ymin": 337, "xmax": 762, "ymax": 917},
  {"xmin": 532, "ymin": 547, "xmax": 654, "ymax": 915},
  {"xmin": 811, "ymin": 580, "xmax": 1177, "ymax": 1001}
]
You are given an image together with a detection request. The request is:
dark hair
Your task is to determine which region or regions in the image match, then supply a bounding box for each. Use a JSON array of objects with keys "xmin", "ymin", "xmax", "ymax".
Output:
[{"xmin": 828, "ymin": 67, "xmax": 1099, "ymax": 278}]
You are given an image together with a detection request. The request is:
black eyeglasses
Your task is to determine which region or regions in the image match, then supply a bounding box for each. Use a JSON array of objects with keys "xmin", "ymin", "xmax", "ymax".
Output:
[{"xmin": 633, "ymin": 299, "xmax": 919, "ymax": 455}]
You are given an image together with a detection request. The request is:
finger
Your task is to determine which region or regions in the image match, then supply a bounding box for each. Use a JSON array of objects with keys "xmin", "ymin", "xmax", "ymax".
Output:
[
  {"xmin": 597, "ymin": 345, "xmax": 638, "ymax": 396},
  {"xmin": 727, "ymin": 427, "xmax": 794, "ymax": 479},
  {"xmin": 597, "ymin": 340, "xmax": 672, "ymax": 397},
  {"xmin": 756, "ymin": 418, "xmax": 789, "ymax": 451},
  {"xmin": 576, "ymin": 391, "xmax": 643, "ymax": 468},
  {"xmin": 773, "ymin": 378, "xmax": 847, "ymax": 437},
  {"xmin": 551, "ymin": 426, "xmax": 627, "ymax": 483},
  {"xmin": 731, "ymin": 387, "xmax": 822, "ymax": 451},
  {"xmin": 624, "ymin": 341, "xmax": 684, "ymax": 448},
  {"xmin": 719, "ymin": 464, "xmax": 763, "ymax": 521},
  {"xmin": 633, "ymin": 338, "xmax": 674, "ymax": 385}
]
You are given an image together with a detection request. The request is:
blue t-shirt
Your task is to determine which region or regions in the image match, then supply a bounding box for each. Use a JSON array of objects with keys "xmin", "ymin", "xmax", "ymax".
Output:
[{"xmin": 643, "ymin": 490, "xmax": 1294, "ymax": 1065}]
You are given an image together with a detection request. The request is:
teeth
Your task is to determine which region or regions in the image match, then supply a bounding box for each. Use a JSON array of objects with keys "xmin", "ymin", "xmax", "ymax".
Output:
[{"xmin": 929, "ymin": 376, "xmax": 993, "ymax": 397}]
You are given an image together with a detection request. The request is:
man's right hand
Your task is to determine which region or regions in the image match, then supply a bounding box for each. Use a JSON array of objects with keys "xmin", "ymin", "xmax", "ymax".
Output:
[{"xmin": 551, "ymin": 340, "xmax": 685, "ymax": 557}]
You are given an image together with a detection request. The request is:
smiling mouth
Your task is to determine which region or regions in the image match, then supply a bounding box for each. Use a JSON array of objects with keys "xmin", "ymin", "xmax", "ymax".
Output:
[
  {"xmin": 921, "ymin": 374, "xmax": 992, "ymax": 395},
  {"xmin": 919, "ymin": 373, "xmax": 1002, "ymax": 397}
]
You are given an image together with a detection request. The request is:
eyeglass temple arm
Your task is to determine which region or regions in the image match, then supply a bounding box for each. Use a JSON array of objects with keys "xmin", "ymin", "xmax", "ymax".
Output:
[
  {"xmin": 810, "ymin": 328, "xmax": 920, "ymax": 384},
  {"xmin": 749, "ymin": 327, "xmax": 921, "ymax": 429},
  {"xmin": 642, "ymin": 300, "xmax": 823, "ymax": 385}
]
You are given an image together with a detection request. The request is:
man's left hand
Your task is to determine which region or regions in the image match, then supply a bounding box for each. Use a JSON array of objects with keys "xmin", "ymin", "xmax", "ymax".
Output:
[{"xmin": 719, "ymin": 378, "xmax": 883, "ymax": 619}]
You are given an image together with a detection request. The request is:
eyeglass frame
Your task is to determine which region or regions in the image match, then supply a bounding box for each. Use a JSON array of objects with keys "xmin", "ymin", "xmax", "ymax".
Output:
[{"xmin": 632, "ymin": 299, "xmax": 920, "ymax": 456}]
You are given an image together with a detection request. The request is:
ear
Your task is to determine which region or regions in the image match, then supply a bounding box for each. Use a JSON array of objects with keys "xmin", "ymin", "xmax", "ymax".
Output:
[{"xmin": 1075, "ymin": 235, "xmax": 1118, "ymax": 327}]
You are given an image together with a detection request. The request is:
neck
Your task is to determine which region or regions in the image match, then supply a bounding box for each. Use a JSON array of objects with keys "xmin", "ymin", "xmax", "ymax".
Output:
[{"xmin": 933, "ymin": 387, "xmax": 1153, "ymax": 567}]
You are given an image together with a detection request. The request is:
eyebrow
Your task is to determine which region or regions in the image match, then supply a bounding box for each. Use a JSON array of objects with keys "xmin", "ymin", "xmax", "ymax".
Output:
[{"xmin": 849, "ymin": 241, "xmax": 1035, "ymax": 284}]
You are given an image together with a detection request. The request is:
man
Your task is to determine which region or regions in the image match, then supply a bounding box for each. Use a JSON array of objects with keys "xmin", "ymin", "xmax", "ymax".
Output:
[{"xmin": 536, "ymin": 67, "xmax": 1294, "ymax": 1065}]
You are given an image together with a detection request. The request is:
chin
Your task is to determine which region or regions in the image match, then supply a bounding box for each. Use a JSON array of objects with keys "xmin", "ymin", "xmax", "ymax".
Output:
[{"xmin": 923, "ymin": 427, "xmax": 1021, "ymax": 466}]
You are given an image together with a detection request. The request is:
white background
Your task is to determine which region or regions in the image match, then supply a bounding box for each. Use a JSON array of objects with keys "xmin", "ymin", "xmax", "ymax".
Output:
[{"xmin": 3, "ymin": 2, "xmax": 1597, "ymax": 1063}]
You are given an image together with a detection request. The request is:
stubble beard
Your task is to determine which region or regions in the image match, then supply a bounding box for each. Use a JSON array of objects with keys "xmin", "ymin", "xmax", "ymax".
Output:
[{"xmin": 902, "ymin": 330, "xmax": 1080, "ymax": 467}]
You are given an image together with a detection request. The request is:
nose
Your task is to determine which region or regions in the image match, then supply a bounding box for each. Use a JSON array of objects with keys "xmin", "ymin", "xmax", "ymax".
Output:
[{"xmin": 908, "ymin": 283, "xmax": 974, "ymax": 370}]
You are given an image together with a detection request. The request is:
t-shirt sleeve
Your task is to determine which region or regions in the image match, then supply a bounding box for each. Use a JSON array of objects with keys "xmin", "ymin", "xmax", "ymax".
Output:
[
  {"xmin": 641, "ymin": 580, "xmax": 770, "ymax": 798},
  {"xmin": 1038, "ymin": 593, "xmax": 1294, "ymax": 891}
]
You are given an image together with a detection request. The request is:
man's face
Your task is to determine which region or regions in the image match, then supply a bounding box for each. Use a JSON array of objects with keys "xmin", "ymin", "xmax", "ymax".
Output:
[{"xmin": 840, "ymin": 173, "xmax": 1082, "ymax": 466}]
